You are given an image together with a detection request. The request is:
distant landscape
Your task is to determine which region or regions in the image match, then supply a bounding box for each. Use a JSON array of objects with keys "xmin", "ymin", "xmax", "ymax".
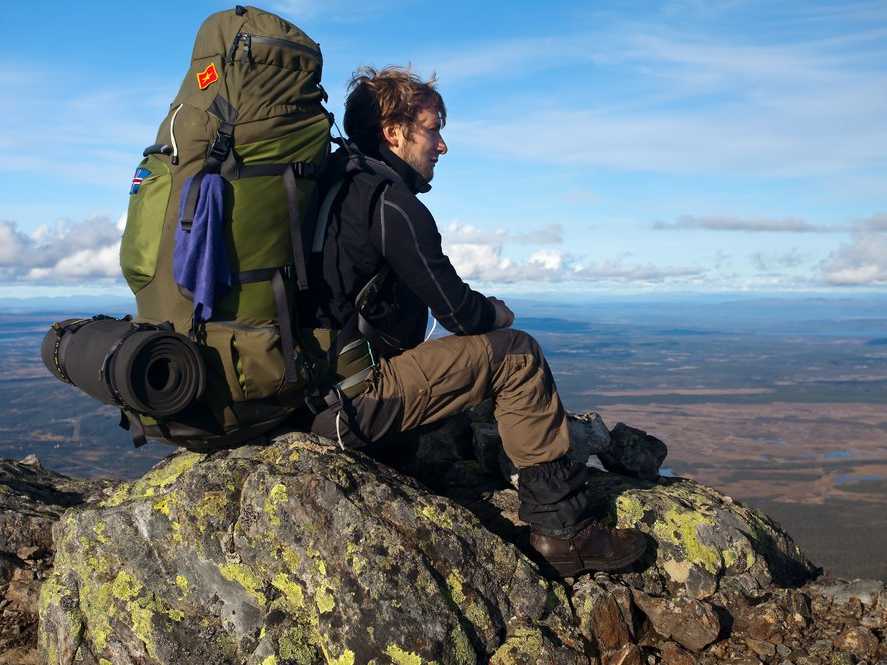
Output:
[{"xmin": 1, "ymin": 294, "xmax": 886, "ymax": 580}]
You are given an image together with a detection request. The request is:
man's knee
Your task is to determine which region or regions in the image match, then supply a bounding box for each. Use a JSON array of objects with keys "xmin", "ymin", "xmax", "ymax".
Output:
[{"xmin": 485, "ymin": 328, "xmax": 543, "ymax": 367}]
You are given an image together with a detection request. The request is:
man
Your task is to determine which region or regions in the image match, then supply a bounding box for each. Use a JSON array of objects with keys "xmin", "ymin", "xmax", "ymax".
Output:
[{"xmin": 302, "ymin": 67, "xmax": 646, "ymax": 577}]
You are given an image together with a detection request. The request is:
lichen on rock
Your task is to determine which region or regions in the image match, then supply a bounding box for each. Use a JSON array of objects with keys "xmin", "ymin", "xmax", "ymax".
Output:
[{"xmin": 20, "ymin": 411, "xmax": 870, "ymax": 664}]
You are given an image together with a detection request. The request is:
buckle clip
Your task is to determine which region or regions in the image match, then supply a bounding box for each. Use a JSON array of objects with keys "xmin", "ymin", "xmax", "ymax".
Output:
[{"xmin": 207, "ymin": 131, "xmax": 233, "ymax": 165}]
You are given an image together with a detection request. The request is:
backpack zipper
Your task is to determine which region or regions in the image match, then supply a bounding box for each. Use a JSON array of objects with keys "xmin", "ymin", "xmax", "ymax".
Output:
[
  {"xmin": 169, "ymin": 104, "xmax": 184, "ymax": 166},
  {"xmin": 227, "ymin": 31, "xmax": 320, "ymax": 64}
]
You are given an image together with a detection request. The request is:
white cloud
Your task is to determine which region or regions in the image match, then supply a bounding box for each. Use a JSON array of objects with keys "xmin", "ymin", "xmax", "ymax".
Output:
[
  {"xmin": 751, "ymin": 248, "xmax": 805, "ymax": 272},
  {"xmin": 442, "ymin": 223, "xmax": 703, "ymax": 285},
  {"xmin": 0, "ymin": 218, "xmax": 123, "ymax": 284},
  {"xmin": 443, "ymin": 222, "xmax": 562, "ymax": 246},
  {"xmin": 821, "ymin": 233, "xmax": 887, "ymax": 286},
  {"xmin": 654, "ymin": 215, "xmax": 844, "ymax": 233}
]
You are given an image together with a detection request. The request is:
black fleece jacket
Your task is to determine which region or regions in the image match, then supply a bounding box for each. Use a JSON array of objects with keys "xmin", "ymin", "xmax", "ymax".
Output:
[{"xmin": 303, "ymin": 145, "xmax": 496, "ymax": 355}]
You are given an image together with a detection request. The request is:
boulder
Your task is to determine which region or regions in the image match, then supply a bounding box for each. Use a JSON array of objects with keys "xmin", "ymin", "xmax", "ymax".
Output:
[
  {"xmin": 599, "ymin": 424, "xmax": 667, "ymax": 481},
  {"xmin": 0, "ymin": 456, "xmax": 114, "ymax": 665},
  {"xmin": 39, "ymin": 434, "xmax": 585, "ymax": 664},
  {"xmin": 607, "ymin": 472, "xmax": 818, "ymax": 599},
  {"xmin": 4, "ymin": 412, "xmax": 877, "ymax": 663}
]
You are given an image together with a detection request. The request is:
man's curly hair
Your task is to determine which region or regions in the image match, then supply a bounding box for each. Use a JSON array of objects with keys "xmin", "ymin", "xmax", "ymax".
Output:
[{"xmin": 344, "ymin": 66, "xmax": 447, "ymax": 156}]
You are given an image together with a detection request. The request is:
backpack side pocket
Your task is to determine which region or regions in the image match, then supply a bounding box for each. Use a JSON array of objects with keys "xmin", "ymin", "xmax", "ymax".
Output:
[{"xmin": 121, "ymin": 154, "xmax": 172, "ymax": 293}]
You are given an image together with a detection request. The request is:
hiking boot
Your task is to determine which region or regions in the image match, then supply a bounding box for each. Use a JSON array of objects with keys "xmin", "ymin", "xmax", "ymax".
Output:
[{"xmin": 529, "ymin": 523, "xmax": 647, "ymax": 577}]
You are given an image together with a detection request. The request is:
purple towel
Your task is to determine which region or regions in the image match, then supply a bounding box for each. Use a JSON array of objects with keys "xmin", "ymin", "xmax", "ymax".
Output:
[{"xmin": 173, "ymin": 174, "xmax": 232, "ymax": 322}]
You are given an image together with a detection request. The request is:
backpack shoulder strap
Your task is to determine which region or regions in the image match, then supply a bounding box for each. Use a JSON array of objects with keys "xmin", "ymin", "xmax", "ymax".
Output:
[{"xmin": 312, "ymin": 151, "xmax": 398, "ymax": 255}]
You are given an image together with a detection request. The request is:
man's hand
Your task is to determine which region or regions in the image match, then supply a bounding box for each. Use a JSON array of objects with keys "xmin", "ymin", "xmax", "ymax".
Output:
[{"xmin": 488, "ymin": 297, "xmax": 515, "ymax": 329}]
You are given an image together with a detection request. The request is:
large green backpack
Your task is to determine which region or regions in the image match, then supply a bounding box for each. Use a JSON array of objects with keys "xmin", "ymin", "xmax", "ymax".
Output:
[{"xmin": 119, "ymin": 5, "xmax": 331, "ymax": 450}]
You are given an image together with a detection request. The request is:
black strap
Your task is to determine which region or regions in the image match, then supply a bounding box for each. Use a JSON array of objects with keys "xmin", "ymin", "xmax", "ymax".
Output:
[
  {"xmin": 237, "ymin": 162, "xmax": 318, "ymax": 179},
  {"xmin": 180, "ymin": 171, "xmax": 208, "ymax": 231},
  {"xmin": 282, "ymin": 165, "xmax": 310, "ymax": 292},
  {"xmin": 119, "ymin": 410, "xmax": 148, "ymax": 448},
  {"xmin": 272, "ymin": 269, "xmax": 300, "ymax": 384},
  {"xmin": 236, "ymin": 267, "xmax": 281, "ymax": 284},
  {"xmin": 130, "ymin": 413, "xmax": 148, "ymax": 448}
]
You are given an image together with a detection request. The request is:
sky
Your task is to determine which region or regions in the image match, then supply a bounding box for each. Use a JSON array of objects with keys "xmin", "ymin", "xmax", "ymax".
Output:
[{"xmin": 1, "ymin": 0, "xmax": 886, "ymax": 298}]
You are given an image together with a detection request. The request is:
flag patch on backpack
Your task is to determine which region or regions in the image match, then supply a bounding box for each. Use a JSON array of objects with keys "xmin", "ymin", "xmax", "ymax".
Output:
[
  {"xmin": 197, "ymin": 63, "xmax": 219, "ymax": 90},
  {"xmin": 130, "ymin": 167, "xmax": 151, "ymax": 195}
]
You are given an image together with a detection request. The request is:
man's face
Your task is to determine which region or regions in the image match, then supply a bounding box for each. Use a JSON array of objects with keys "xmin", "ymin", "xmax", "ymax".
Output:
[{"xmin": 388, "ymin": 107, "xmax": 447, "ymax": 182}]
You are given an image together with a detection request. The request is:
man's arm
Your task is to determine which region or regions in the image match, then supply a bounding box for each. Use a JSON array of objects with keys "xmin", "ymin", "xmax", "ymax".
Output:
[{"xmin": 371, "ymin": 185, "xmax": 496, "ymax": 335}]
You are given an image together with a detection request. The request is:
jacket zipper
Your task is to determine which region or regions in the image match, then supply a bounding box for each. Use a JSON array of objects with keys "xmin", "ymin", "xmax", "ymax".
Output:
[{"xmin": 227, "ymin": 31, "xmax": 320, "ymax": 64}]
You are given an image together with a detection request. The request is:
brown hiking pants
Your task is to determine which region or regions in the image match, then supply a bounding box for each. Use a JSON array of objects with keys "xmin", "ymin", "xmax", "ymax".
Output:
[{"xmin": 310, "ymin": 328, "xmax": 570, "ymax": 468}]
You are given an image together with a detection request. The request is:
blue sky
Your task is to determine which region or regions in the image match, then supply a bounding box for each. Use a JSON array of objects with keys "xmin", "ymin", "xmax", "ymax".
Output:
[{"xmin": 2, "ymin": 0, "xmax": 886, "ymax": 298}]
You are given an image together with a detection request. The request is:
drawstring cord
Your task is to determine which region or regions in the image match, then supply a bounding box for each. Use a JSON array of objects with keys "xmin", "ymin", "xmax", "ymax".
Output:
[{"xmin": 335, "ymin": 411, "xmax": 345, "ymax": 450}]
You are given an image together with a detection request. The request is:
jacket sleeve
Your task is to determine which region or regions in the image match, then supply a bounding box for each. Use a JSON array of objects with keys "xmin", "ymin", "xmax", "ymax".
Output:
[{"xmin": 370, "ymin": 184, "xmax": 496, "ymax": 335}]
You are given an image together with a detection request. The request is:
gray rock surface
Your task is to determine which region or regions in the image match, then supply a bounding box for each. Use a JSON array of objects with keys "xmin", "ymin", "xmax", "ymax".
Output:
[
  {"xmin": 0, "ymin": 410, "xmax": 877, "ymax": 664},
  {"xmin": 0, "ymin": 456, "xmax": 115, "ymax": 665}
]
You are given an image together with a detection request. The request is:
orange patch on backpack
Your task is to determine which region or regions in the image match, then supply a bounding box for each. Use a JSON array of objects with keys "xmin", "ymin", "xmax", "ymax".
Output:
[{"xmin": 196, "ymin": 63, "xmax": 219, "ymax": 90}]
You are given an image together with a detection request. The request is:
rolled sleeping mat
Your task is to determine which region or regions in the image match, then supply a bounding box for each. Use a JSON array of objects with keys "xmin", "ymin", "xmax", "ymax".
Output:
[{"xmin": 41, "ymin": 317, "xmax": 206, "ymax": 418}]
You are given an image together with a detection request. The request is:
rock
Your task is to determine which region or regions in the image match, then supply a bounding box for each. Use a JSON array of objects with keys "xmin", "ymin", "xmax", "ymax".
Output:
[
  {"xmin": 568, "ymin": 412, "xmax": 612, "ymax": 462},
  {"xmin": 0, "ymin": 457, "xmax": 112, "ymax": 664},
  {"xmin": 746, "ymin": 638, "xmax": 777, "ymax": 659},
  {"xmin": 632, "ymin": 590, "xmax": 721, "ymax": 652},
  {"xmin": 574, "ymin": 578, "xmax": 633, "ymax": 652},
  {"xmin": 810, "ymin": 579, "xmax": 884, "ymax": 608},
  {"xmin": 829, "ymin": 652, "xmax": 854, "ymax": 665},
  {"xmin": 606, "ymin": 643, "xmax": 644, "ymax": 665},
  {"xmin": 610, "ymin": 473, "xmax": 818, "ymax": 598},
  {"xmin": 0, "ymin": 410, "xmax": 870, "ymax": 663},
  {"xmin": 0, "ymin": 458, "xmax": 116, "ymax": 554},
  {"xmin": 39, "ymin": 434, "xmax": 586, "ymax": 664},
  {"xmin": 600, "ymin": 423, "xmax": 667, "ymax": 481},
  {"xmin": 661, "ymin": 641, "xmax": 697, "ymax": 665},
  {"xmin": 834, "ymin": 627, "xmax": 878, "ymax": 660},
  {"xmin": 471, "ymin": 421, "xmax": 503, "ymax": 476},
  {"xmin": 735, "ymin": 600, "xmax": 789, "ymax": 642}
]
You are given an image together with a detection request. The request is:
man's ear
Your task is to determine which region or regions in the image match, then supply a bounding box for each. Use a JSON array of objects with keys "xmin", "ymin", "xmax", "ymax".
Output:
[{"xmin": 381, "ymin": 123, "xmax": 402, "ymax": 149}]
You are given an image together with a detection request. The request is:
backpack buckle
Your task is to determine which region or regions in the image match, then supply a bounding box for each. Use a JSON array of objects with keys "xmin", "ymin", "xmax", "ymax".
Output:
[{"xmin": 206, "ymin": 130, "xmax": 233, "ymax": 167}]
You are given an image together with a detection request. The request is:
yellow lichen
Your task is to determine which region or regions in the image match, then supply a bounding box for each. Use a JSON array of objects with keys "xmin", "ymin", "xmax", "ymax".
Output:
[
  {"xmin": 101, "ymin": 452, "xmax": 203, "ymax": 507},
  {"xmin": 385, "ymin": 644, "xmax": 424, "ymax": 665},
  {"xmin": 219, "ymin": 563, "xmax": 267, "ymax": 607},
  {"xmin": 446, "ymin": 571, "xmax": 465, "ymax": 604},
  {"xmin": 723, "ymin": 547, "xmax": 738, "ymax": 569},
  {"xmin": 264, "ymin": 483, "xmax": 289, "ymax": 526},
  {"xmin": 111, "ymin": 571, "xmax": 142, "ymax": 601},
  {"xmin": 616, "ymin": 494, "xmax": 646, "ymax": 527},
  {"xmin": 315, "ymin": 587, "xmax": 335, "ymax": 614},
  {"xmin": 448, "ymin": 625, "xmax": 475, "ymax": 665},
  {"xmin": 99, "ymin": 659, "xmax": 113, "ymax": 665},
  {"xmin": 152, "ymin": 494, "xmax": 173, "ymax": 516},
  {"xmin": 142, "ymin": 452, "xmax": 203, "ymax": 489},
  {"xmin": 93, "ymin": 521, "xmax": 110, "ymax": 544},
  {"xmin": 175, "ymin": 575, "xmax": 189, "ymax": 593},
  {"xmin": 262, "ymin": 656, "xmax": 278, "ymax": 665},
  {"xmin": 271, "ymin": 572, "xmax": 304, "ymax": 611},
  {"xmin": 328, "ymin": 649, "xmax": 356, "ymax": 665},
  {"xmin": 279, "ymin": 624, "xmax": 322, "ymax": 662},
  {"xmin": 490, "ymin": 627, "xmax": 543, "ymax": 663},
  {"xmin": 653, "ymin": 507, "xmax": 721, "ymax": 574},
  {"xmin": 129, "ymin": 602, "xmax": 158, "ymax": 660},
  {"xmin": 419, "ymin": 504, "xmax": 454, "ymax": 529},
  {"xmin": 195, "ymin": 491, "xmax": 228, "ymax": 531},
  {"xmin": 281, "ymin": 546, "xmax": 301, "ymax": 571}
]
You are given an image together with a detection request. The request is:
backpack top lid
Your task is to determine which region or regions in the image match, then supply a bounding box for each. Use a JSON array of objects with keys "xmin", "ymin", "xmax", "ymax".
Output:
[
  {"xmin": 191, "ymin": 5, "xmax": 321, "ymax": 64},
  {"xmin": 174, "ymin": 5, "xmax": 325, "ymax": 121}
]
